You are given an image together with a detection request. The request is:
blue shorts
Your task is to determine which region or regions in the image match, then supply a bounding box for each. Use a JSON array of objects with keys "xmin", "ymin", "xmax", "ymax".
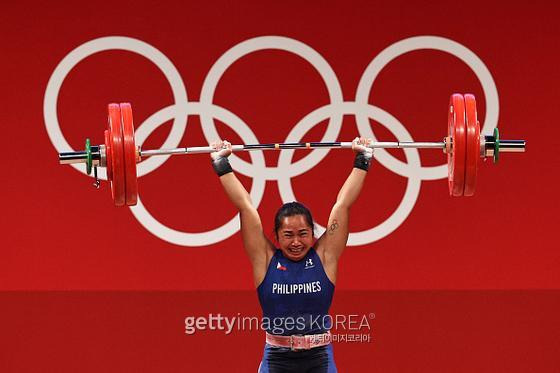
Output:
[{"xmin": 258, "ymin": 343, "xmax": 337, "ymax": 373}]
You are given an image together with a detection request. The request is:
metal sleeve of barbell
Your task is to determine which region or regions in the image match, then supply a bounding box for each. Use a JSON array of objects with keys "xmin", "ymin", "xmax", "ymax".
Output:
[
  {"xmin": 59, "ymin": 150, "xmax": 89, "ymax": 164},
  {"xmin": 59, "ymin": 146, "xmax": 101, "ymax": 164},
  {"xmin": 499, "ymin": 140, "xmax": 526, "ymax": 152}
]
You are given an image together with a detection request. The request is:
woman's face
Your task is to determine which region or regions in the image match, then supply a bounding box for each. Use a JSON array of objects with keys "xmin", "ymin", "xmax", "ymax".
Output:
[{"xmin": 276, "ymin": 214, "xmax": 314, "ymax": 261}]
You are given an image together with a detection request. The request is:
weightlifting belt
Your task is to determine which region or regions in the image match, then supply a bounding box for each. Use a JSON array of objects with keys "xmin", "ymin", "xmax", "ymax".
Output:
[{"xmin": 266, "ymin": 331, "xmax": 332, "ymax": 351}]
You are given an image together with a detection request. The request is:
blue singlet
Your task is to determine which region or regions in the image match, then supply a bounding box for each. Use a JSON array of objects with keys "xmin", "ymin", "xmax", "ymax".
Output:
[
  {"xmin": 257, "ymin": 248, "xmax": 337, "ymax": 372},
  {"xmin": 257, "ymin": 248, "xmax": 335, "ymax": 335}
]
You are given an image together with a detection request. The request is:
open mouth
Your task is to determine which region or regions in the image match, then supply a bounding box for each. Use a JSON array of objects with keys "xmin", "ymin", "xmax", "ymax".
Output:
[{"xmin": 288, "ymin": 247, "xmax": 304, "ymax": 255}]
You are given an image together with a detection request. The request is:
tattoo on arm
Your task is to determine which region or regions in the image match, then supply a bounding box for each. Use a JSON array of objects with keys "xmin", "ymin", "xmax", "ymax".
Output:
[{"xmin": 328, "ymin": 220, "xmax": 339, "ymax": 235}]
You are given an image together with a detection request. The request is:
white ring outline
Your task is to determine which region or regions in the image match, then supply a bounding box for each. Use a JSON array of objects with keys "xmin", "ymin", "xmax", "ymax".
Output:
[
  {"xmin": 356, "ymin": 35, "xmax": 498, "ymax": 180},
  {"xmin": 277, "ymin": 102, "xmax": 421, "ymax": 245},
  {"xmin": 43, "ymin": 36, "xmax": 189, "ymax": 181},
  {"xmin": 130, "ymin": 102, "xmax": 266, "ymax": 246},
  {"xmin": 199, "ymin": 36, "xmax": 345, "ymax": 180}
]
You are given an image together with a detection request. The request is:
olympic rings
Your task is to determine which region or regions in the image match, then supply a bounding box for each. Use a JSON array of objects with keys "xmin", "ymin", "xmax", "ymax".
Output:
[{"xmin": 44, "ymin": 35, "xmax": 499, "ymax": 246}]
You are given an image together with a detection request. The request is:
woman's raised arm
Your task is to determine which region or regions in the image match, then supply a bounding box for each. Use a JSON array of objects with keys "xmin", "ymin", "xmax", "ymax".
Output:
[
  {"xmin": 315, "ymin": 138, "xmax": 373, "ymax": 282},
  {"xmin": 210, "ymin": 141, "xmax": 275, "ymax": 286}
]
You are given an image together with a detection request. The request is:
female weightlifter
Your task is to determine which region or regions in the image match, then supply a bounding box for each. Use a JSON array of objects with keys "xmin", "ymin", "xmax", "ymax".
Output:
[{"xmin": 210, "ymin": 137, "xmax": 373, "ymax": 373}]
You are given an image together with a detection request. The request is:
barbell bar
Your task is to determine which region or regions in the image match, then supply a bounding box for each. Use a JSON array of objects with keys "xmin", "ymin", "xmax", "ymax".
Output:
[{"xmin": 58, "ymin": 94, "xmax": 526, "ymax": 206}]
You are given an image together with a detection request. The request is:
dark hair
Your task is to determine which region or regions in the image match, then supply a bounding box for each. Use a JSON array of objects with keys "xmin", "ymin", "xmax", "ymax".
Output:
[{"xmin": 274, "ymin": 201, "xmax": 315, "ymax": 239}]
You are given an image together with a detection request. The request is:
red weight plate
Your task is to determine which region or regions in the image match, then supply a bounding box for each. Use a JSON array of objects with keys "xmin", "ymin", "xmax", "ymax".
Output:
[
  {"xmin": 463, "ymin": 94, "xmax": 480, "ymax": 196},
  {"xmin": 447, "ymin": 94, "xmax": 466, "ymax": 196},
  {"xmin": 108, "ymin": 104, "xmax": 125, "ymax": 207},
  {"xmin": 104, "ymin": 130, "xmax": 113, "ymax": 181},
  {"xmin": 120, "ymin": 103, "xmax": 138, "ymax": 206}
]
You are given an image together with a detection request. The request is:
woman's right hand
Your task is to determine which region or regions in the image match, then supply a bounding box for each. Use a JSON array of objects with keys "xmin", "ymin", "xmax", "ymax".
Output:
[
  {"xmin": 351, "ymin": 137, "xmax": 374, "ymax": 158},
  {"xmin": 210, "ymin": 140, "xmax": 232, "ymax": 160}
]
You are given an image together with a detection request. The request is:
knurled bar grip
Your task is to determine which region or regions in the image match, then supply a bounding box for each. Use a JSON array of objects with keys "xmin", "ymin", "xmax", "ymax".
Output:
[{"xmin": 138, "ymin": 141, "xmax": 447, "ymax": 157}]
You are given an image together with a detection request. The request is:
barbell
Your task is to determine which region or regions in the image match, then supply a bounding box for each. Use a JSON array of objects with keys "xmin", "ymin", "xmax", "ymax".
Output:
[{"xmin": 58, "ymin": 93, "xmax": 526, "ymax": 206}]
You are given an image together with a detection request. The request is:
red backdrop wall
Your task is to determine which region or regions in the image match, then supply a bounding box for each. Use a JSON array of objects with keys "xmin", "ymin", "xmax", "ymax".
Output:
[{"xmin": 1, "ymin": 1, "xmax": 558, "ymax": 372}]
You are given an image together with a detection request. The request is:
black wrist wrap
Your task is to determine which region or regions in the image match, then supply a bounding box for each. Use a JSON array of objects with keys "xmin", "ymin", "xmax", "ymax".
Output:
[
  {"xmin": 212, "ymin": 157, "xmax": 233, "ymax": 176},
  {"xmin": 353, "ymin": 152, "xmax": 372, "ymax": 171}
]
